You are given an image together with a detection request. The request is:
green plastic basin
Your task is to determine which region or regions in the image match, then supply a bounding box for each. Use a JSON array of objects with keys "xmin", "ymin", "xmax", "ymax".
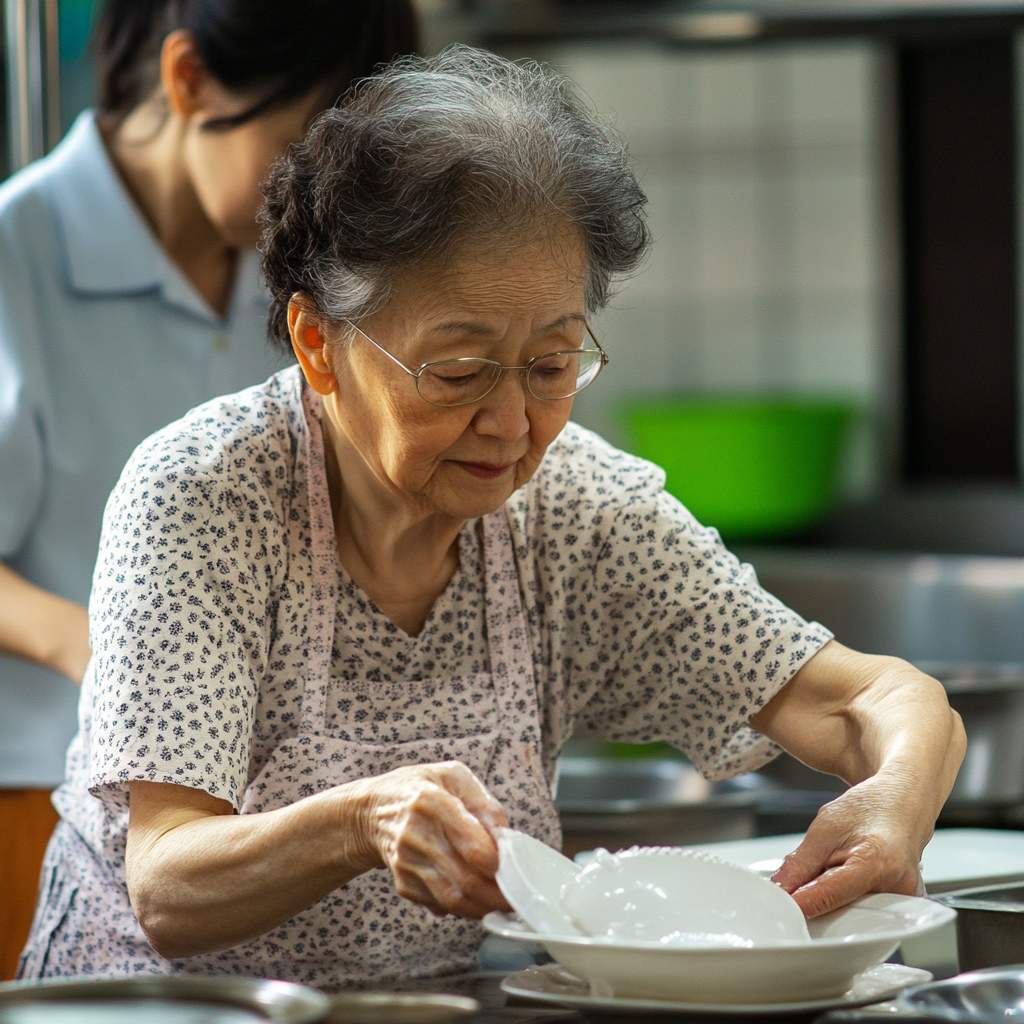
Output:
[{"xmin": 620, "ymin": 397, "xmax": 855, "ymax": 541}]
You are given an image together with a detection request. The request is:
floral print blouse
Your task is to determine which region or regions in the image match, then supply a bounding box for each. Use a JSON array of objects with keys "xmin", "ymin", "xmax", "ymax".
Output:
[{"xmin": 59, "ymin": 364, "xmax": 832, "ymax": 877}]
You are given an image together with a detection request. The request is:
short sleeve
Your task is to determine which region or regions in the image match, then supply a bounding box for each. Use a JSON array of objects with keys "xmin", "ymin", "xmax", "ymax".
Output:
[
  {"xmin": 86, "ymin": 420, "xmax": 278, "ymax": 810},
  {"xmin": 513, "ymin": 423, "xmax": 833, "ymax": 782},
  {"xmin": 575, "ymin": 489, "xmax": 832, "ymax": 777}
]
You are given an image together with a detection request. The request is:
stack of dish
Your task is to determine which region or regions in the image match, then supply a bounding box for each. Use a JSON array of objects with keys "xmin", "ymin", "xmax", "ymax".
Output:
[{"xmin": 487, "ymin": 829, "xmax": 956, "ymax": 1015}]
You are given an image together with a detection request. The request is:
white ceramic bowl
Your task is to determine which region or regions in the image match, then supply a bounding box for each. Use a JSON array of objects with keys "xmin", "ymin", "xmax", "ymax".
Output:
[
  {"xmin": 494, "ymin": 828, "xmax": 583, "ymax": 935},
  {"xmin": 561, "ymin": 846, "xmax": 811, "ymax": 945},
  {"xmin": 483, "ymin": 893, "xmax": 957, "ymax": 1004}
]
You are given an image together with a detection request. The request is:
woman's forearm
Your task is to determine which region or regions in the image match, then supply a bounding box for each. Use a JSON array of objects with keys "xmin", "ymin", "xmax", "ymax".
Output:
[
  {"xmin": 751, "ymin": 640, "xmax": 965, "ymax": 815},
  {"xmin": 0, "ymin": 561, "xmax": 90, "ymax": 682},
  {"xmin": 127, "ymin": 764, "xmax": 507, "ymax": 959},
  {"xmin": 126, "ymin": 781, "xmax": 377, "ymax": 959},
  {"xmin": 748, "ymin": 640, "xmax": 966, "ymax": 916}
]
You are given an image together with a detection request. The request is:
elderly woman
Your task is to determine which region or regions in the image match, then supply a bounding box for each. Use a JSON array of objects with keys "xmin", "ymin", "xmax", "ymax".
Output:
[{"xmin": 20, "ymin": 46, "xmax": 964, "ymax": 986}]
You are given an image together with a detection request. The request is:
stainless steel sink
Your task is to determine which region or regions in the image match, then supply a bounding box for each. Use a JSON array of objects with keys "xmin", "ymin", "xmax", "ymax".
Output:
[
  {"xmin": 739, "ymin": 548, "xmax": 1024, "ymax": 812},
  {"xmin": 554, "ymin": 757, "xmax": 778, "ymax": 856}
]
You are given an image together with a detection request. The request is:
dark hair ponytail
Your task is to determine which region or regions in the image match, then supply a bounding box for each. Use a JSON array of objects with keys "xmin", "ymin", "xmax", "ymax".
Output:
[{"xmin": 95, "ymin": 0, "xmax": 420, "ymax": 127}]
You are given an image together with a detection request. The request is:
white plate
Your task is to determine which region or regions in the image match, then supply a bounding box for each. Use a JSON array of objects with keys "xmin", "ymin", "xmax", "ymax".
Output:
[
  {"xmin": 484, "ymin": 894, "xmax": 956, "ymax": 1003},
  {"xmin": 494, "ymin": 827, "xmax": 583, "ymax": 935},
  {"xmin": 501, "ymin": 961, "xmax": 934, "ymax": 1016}
]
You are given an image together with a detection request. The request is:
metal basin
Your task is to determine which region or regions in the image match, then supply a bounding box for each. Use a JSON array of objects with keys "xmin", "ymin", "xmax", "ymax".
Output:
[
  {"xmin": 899, "ymin": 965, "xmax": 1024, "ymax": 1020},
  {"xmin": 739, "ymin": 548, "xmax": 1024, "ymax": 810},
  {"xmin": 936, "ymin": 884, "xmax": 1024, "ymax": 972},
  {"xmin": 555, "ymin": 757, "xmax": 775, "ymax": 857},
  {"xmin": 555, "ymin": 756, "xmax": 771, "ymax": 811}
]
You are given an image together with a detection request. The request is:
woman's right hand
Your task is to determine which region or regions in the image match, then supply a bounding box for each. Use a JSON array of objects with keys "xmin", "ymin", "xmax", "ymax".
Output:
[{"xmin": 347, "ymin": 761, "xmax": 512, "ymax": 919}]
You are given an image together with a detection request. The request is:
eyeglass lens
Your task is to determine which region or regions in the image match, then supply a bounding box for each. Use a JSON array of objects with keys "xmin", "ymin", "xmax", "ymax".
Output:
[{"xmin": 417, "ymin": 350, "xmax": 604, "ymax": 406}]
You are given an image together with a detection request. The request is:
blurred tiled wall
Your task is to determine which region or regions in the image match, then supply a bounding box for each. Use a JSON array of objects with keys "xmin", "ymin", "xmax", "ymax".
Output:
[{"xmin": 524, "ymin": 40, "xmax": 887, "ymax": 495}]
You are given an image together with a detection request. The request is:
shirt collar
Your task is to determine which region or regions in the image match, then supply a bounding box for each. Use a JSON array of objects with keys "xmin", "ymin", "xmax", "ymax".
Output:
[
  {"xmin": 48, "ymin": 111, "xmax": 164, "ymax": 296},
  {"xmin": 46, "ymin": 110, "xmax": 266, "ymax": 324}
]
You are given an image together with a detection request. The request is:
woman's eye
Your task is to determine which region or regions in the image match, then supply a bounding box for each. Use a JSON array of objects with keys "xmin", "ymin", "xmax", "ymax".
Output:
[
  {"xmin": 426, "ymin": 364, "xmax": 488, "ymax": 386},
  {"xmin": 533, "ymin": 355, "xmax": 572, "ymax": 377}
]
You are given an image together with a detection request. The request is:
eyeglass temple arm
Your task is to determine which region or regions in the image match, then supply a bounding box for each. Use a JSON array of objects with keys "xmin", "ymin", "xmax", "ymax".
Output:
[
  {"xmin": 586, "ymin": 325, "xmax": 610, "ymax": 367},
  {"xmin": 344, "ymin": 320, "xmax": 421, "ymax": 379}
]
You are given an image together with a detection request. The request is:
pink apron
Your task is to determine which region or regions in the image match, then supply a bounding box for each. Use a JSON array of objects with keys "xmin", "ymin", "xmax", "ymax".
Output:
[{"xmin": 21, "ymin": 386, "xmax": 560, "ymax": 986}]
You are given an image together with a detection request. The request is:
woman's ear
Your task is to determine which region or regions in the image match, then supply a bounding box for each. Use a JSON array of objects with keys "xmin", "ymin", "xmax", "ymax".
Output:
[
  {"xmin": 160, "ymin": 30, "xmax": 209, "ymax": 119},
  {"xmin": 288, "ymin": 296, "xmax": 338, "ymax": 395}
]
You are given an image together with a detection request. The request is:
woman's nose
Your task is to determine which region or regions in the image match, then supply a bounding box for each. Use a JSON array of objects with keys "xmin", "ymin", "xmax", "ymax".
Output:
[{"xmin": 472, "ymin": 370, "xmax": 531, "ymax": 439}]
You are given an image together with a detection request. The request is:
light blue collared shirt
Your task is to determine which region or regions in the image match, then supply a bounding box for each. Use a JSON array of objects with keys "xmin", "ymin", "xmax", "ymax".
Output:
[{"xmin": 0, "ymin": 111, "xmax": 291, "ymax": 786}]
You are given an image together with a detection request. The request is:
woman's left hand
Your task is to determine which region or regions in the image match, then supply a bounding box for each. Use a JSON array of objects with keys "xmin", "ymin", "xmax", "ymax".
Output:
[
  {"xmin": 769, "ymin": 769, "xmax": 928, "ymax": 918},
  {"xmin": 750, "ymin": 640, "xmax": 965, "ymax": 918}
]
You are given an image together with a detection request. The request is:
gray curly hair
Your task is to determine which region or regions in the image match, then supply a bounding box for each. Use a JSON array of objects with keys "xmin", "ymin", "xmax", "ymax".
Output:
[{"xmin": 259, "ymin": 43, "xmax": 651, "ymax": 347}]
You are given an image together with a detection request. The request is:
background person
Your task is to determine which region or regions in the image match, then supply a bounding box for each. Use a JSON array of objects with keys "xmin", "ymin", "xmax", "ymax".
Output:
[
  {"xmin": 0, "ymin": 0, "xmax": 418, "ymax": 980},
  {"xmin": 18, "ymin": 46, "xmax": 964, "ymax": 985}
]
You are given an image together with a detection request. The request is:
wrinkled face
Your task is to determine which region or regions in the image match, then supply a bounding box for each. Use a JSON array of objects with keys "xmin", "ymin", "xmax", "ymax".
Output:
[
  {"xmin": 183, "ymin": 87, "xmax": 326, "ymax": 249},
  {"xmin": 320, "ymin": 227, "xmax": 590, "ymax": 523}
]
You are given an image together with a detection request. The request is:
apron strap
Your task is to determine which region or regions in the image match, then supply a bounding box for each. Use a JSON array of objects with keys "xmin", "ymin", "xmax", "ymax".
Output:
[
  {"xmin": 482, "ymin": 509, "xmax": 546, "ymax": 769},
  {"xmin": 298, "ymin": 385, "xmax": 337, "ymax": 733}
]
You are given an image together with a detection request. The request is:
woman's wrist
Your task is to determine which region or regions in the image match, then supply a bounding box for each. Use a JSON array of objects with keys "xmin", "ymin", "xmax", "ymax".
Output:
[
  {"xmin": 827, "ymin": 654, "xmax": 964, "ymax": 798},
  {"xmin": 877, "ymin": 717, "xmax": 965, "ymax": 824},
  {"xmin": 864, "ymin": 663, "xmax": 965, "ymax": 809},
  {"xmin": 324, "ymin": 778, "xmax": 386, "ymax": 875}
]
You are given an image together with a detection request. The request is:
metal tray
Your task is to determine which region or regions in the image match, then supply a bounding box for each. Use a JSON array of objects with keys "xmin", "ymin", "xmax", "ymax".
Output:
[{"xmin": 0, "ymin": 976, "xmax": 328, "ymax": 1024}]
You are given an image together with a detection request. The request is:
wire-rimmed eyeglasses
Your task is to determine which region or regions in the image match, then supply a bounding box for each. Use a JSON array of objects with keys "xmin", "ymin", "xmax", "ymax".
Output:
[{"xmin": 344, "ymin": 320, "xmax": 609, "ymax": 408}]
